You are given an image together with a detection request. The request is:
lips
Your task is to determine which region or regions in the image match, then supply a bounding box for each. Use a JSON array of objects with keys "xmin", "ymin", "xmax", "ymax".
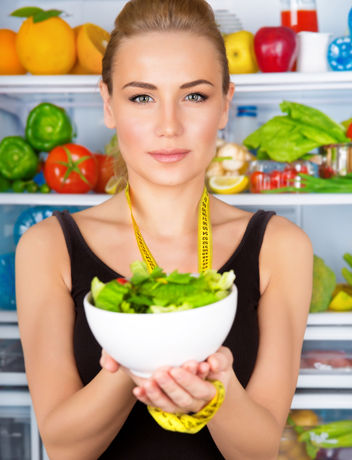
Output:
[{"xmin": 148, "ymin": 149, "xmax": 191, "ymax": 163}]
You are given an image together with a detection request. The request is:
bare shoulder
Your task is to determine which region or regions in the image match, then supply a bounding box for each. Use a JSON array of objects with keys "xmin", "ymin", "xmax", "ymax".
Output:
[
  {"xmin": 16, "ymin": 213, "xmax": 71, "ymax": 289},
  {"xmin": 259, "ymin": 214, "xmax": 313, "ymax": 295},
  {"xmin": 263, "ymin": 214, "xmax": 313, "ymax": 258}
]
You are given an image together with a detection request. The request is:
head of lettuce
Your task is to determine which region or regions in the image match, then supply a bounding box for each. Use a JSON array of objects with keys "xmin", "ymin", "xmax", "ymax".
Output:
[{"xmin": 90, "ymin": 261, "xmax": 236, "ymax": 314}]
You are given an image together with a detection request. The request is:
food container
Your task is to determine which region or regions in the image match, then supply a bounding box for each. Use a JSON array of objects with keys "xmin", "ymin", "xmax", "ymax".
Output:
[
  {"xmin": 248, "ymin": 160, "xmax": 317, "ymax": 193},
  {"xmin": 319, "ymin": 143, "xmax": 352, "ymax": 178},
  {"xmin": 84, "ymin": 285, "xmax": 237, "ymax": 377},
  {"xmin": 301, "ymin": 342, "xmax": 352, "ymax": 373}
]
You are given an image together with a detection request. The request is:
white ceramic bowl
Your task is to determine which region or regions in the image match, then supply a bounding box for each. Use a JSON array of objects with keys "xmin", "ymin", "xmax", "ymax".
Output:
[{"xmin": 84, "ymin": 285, "xmax": 237, "ymax": 377}]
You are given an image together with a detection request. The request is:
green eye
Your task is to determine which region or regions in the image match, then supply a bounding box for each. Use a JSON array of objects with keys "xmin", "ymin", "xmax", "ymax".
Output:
[
  {"xmin": 185, "ymin": 93, "xmax": 207, "ymax": 102},
  {"xmin": 130, "ymin": 95, "xmax": 153, "ymax": 104}
]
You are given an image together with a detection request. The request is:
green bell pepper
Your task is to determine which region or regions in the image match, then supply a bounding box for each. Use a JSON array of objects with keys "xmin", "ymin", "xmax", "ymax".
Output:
[
  {"xmin": 0, "ymin": 136, "xmax": 38, "ymax": 180},
  {"xmin": 25, "ymin": 102, "xmax": 73, "ymax": 152},
  {"xmin": 0, "ymin": 175, "xmax": 11, "ymax": 192}
]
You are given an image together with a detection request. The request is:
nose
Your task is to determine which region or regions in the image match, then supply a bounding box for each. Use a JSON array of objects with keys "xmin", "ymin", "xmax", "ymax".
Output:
[{"xmin": 155, "ymin": 100, "xmax": 183, "ymax": 138}]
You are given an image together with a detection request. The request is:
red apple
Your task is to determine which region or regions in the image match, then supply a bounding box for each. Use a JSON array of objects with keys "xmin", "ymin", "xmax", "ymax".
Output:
[{"xmin": 254, "ymin": 26, "xmax": 298, "ymax": 72}]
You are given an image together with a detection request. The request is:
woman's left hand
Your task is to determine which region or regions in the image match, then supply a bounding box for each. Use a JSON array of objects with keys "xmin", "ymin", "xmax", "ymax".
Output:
[{"xmin": 131, "ymin": 346, "xmax": 233, "ymax": 414}]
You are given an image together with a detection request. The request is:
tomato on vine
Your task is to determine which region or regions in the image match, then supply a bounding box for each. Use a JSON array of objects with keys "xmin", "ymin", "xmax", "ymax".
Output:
[{"xmin": 44, "ymin": 143, "xmax": 98, "ymax": 193}]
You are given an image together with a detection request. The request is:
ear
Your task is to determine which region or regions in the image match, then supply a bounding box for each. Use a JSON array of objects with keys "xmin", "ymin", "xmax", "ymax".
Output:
[
  {"xmin": 100, "ymin": 81, "xmax": 116, "ymax": 129},
  {"xmin": 218, "ymin": 82, "xmax": 235, "ymax": 130}
]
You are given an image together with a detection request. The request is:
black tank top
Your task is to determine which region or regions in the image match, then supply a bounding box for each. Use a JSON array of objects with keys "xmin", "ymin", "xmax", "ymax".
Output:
[{"xmin": 53, "ymin": 208, "xmax": 275, "ymax": 460}]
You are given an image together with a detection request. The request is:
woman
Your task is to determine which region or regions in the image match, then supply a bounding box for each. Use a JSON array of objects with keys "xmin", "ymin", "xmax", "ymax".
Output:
[{"xmin": 15, "ymin": 0, "xmax": 313, "ymax": 458}]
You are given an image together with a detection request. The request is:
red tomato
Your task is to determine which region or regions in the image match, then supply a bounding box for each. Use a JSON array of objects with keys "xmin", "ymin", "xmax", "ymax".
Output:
[
  {"xmin": 44, "ymin": 143, "xmax": 98, "ymax": 193},
  {"xmin": 250, "ymin": 171, "xmax": 271, "ymax": 193},
  {"xmin": 319, "ymin": 164, "xmax": 335, "ymax": 179},
  {"xmin": 281, "ymin": 167, "xmax": 297, "ymax": 187},
  {"xmin": 269, "ymin": 170, "xmax": 282, "ymax": 189},
  {"xmin": 93, "ymin": 154, "xmax": 115, "ymax": 193},
  {"xmin": 116, "ymin": 277, "xmax": 128, "ymax": 285},
  {"xmin": 347, "ymin": 122, "xmax": 352, "ymax": 140}
]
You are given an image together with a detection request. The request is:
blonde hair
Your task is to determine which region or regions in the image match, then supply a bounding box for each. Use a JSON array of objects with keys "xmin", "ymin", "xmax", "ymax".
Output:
[{"xmin": 102, "ymin": 0, "xmax": 230, "ymax": 192}]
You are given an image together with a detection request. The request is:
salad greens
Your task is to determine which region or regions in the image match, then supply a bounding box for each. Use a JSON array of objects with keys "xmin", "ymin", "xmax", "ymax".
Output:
[
  {"xmin": 90, "ymin": 261, "xmax": 235, "ymax": 314},
  {"xmin": 243, "ymin": 101, "xmax": 349, "ymax": 162}
]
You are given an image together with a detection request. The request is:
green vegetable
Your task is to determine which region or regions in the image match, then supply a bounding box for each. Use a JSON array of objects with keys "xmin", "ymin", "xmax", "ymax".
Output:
[
  {"xmin": 93, "ymin": 280, "xmax": 131, "ymax": 312},
  {"xmin": 39, "ymin": 183, "xmax": 51, "ymax": 193},
  {"xmin": 281, "ymin": 101, "xmax": 347, "ymax": 144},
  {"xmin": 0, "ymin": 175, "xmax": 11, "ymax": 192},
  {"xmin": 342, "ymin": 252, "xmax": 352, "ymax": 286},
  {"xmin": 264, "ymin": 173, "xmax": 352, "ymax": 194},
  {"xmin": 0, "ymin": 136, "xmax": 38, "ymax": 180},
  {"xmin": 25, "ymin": 102, "xmax": 73, "ymax": 152},
  {"xmin": 25, "ymin": 180, "xmax": 39, "ymax": 193},
  {"xmin": 310, "ymin": 255, "xmax": 336, "ymax": 312},
  {"xmin": 244, "ymin": 101, "xmax": 349, "ymax": 162},
  {"xmin": 299, "ymin": 420, "xmax": 352, "ymax": 449},
  {"xmin": 91, "ymin": 261, "xmax": 235, "ymax": 314}
]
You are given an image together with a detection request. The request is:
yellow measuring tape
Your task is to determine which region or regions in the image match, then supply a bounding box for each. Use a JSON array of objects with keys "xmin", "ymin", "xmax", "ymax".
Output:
[
  {"xmin": 125, "ymin": 183, "xmax": 212, "ymax": 274},
  {"xmin": 125, "ymin": 183, "xmax": 223, "ymax": 433},
  {"xmin": 148, "ymin": 380, "xmax": 225, "ymax": 433}
]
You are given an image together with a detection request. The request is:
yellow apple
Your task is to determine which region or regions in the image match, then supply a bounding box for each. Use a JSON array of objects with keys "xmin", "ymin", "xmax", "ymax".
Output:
[{"xmin": 224, "ymin": 31, "xmax": 258, "ymax": 74}]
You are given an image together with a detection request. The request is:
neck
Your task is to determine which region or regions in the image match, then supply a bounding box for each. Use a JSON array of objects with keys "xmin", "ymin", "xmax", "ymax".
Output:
[{"xmin": 126, "ymin": 176, "xmax": 206, "ymax": 238}]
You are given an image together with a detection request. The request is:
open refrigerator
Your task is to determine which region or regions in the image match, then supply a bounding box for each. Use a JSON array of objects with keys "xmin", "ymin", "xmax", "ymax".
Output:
[{"xmin": 1, "ymin": 0, "xmax": 352, "ymax": 459}]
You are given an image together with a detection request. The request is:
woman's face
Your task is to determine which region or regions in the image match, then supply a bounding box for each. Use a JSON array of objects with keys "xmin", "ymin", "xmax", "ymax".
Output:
[{"xmin": 101, "ymin": 31, "xmax": 234, "ymax": 187}]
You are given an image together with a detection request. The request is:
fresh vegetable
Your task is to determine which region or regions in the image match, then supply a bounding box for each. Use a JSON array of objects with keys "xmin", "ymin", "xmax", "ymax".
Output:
[
  {"xmin": 264, "ymin": 173, "xmax": 352, "ymax": 193},
  {"xmin": 342, "ymin": 252, "xmax": 352, "ymax": 286},
  {"xmin": 25, "ymin": 102, "xmax": 73, "ymax": 152},
  {"xmin": 298, "ymin": 420, "xmax": 352, "ymax": 446},
  {"xmin": 244, "ymin": 101, "xmax": 349, "ymax": 162},
  {"xmin": 91, "ymin": 260, "xmax": 235, "ymax": 314},
  {"xmin": 249, "ymin": 162, "xmax": 314, "ymax": 193},
  {"xmin": 310, "ymin": 255, "xmax": 336, "ymax": 313},
  {"xmin": 93, "ymin": 153, "xmax": 115, "ymax": 193},
  {"xmin": 0, "ymin": 175, "xmax": 11, "ymax": 192},
  {"xmin": 44, "ymin": 143, "xmax": 98, "ymax": 193},
  {"xmin": 0, "ymin": 136, "xmax": 38, "ymax": 180},
  {"xmin": 254, "ymin": 26, "xmax": 297, "ymax": 72}
]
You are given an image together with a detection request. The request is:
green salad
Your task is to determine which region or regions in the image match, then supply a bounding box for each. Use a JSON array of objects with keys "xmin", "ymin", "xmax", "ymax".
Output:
[{"xmin": 90, "ymin": 261, "xmax": 235, "ymax": 314}]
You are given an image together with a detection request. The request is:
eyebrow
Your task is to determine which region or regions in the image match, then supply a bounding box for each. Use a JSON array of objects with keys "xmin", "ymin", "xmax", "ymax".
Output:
[{"xmin": 122, "ymin": 79, "xmax": 214, "ymax": 90}]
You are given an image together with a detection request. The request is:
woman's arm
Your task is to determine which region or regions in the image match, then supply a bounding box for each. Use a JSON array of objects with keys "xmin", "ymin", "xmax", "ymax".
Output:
[
  {"xmin": 206, "ymin": 216, "xmax": 313, "ymax": 459},
  {"xmin": 16, "ymin": 217, "xmax": 136, "ymax": 460}
]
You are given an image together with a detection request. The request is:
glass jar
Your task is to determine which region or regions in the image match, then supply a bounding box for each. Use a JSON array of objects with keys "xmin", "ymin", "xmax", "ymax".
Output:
[{"xmin": 280, "ymin": 0, "xmax": 319, "ymax": 33}]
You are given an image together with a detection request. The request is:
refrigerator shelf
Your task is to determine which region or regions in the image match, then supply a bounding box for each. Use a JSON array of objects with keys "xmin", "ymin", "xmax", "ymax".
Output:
[
  {"xmin": 1, "ymin": 72, "xmax": 352, "ymax": 94},
  {"xmin": 308, "ymin": 312, "xmax": 352, "ymax": 325},
  {"xmin": 0, "ymin": 373, "xmax": 27, "ymax": 386},
  {"xmin": 1, "ymin": 192, "xmax": 352, "ymax": 207},
  {"xmin": 304, "ymin": 326, "xmax": 352, "ymax": 341},
  {"xmin": 292, "ymin": 391, "xmax": 352, "ymax": 409},
  {"xmin": 297, "ymin": 372, "xmax": 352, "ymax": 389},
  {"xmin": 0, "ymin": 311, "xmax": 17, "ymax": 324}
]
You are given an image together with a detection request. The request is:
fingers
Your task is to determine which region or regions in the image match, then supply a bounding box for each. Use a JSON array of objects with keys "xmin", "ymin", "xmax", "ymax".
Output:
[
  {"xmin": 100, "ymin": 349, "xmax": 120, "ymax": 373},
  {"xmin": 207, "ymin": 346, "xmax": 233, "ymax": 373},
  {"xmin": 137, "ymin": 379, "xmax": 177, "ymax": 413}
]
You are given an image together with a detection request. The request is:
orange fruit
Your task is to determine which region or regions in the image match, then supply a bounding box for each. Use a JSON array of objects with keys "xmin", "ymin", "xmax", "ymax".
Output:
[
  {"xmin": 76, "ymin": 23, "xmax": 110, "ymax": 74},
  {"xmin": 16, "ymin": 17, "xmax": 76, "ymax": 75},
  {"xmin": 69, "ymin": 61, "xmax": 95, "ymax": 75},
  {"xmin": 0, "ymin": 29, "xmax": 26, "ymax": 75}
]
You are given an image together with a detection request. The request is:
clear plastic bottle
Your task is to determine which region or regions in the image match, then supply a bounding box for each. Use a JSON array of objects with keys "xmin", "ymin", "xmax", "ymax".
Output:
[{"xmin": 230, "ymin": 105, "xmax": 258, "ymax": 145}]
